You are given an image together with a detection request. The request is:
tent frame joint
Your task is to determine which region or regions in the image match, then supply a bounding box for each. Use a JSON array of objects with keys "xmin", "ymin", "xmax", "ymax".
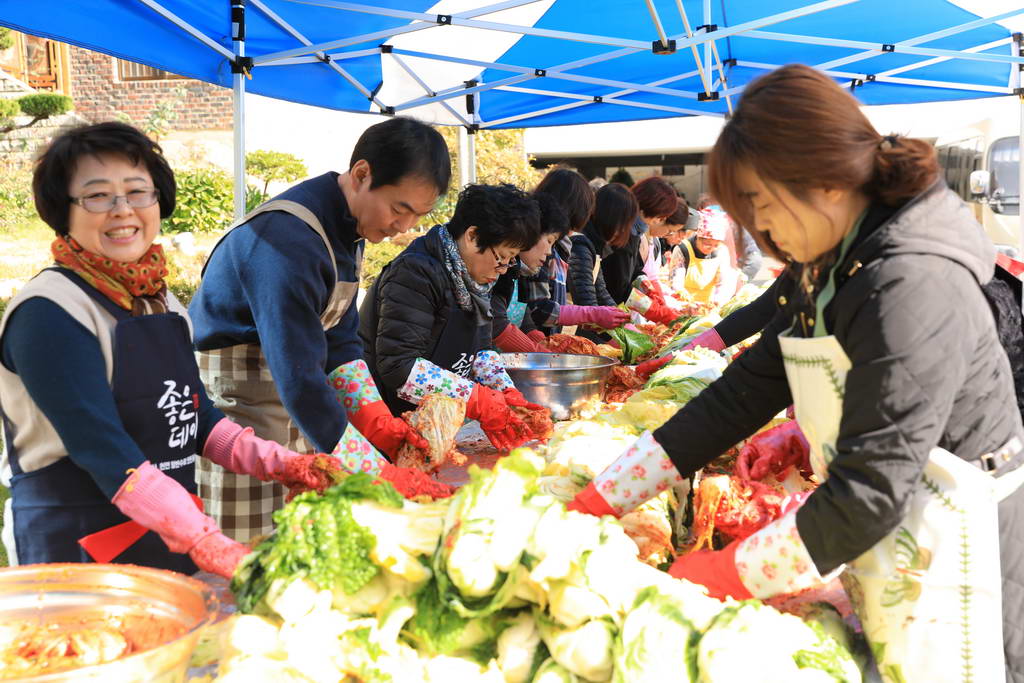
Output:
[
  {"xmin": 380, "ymin": 105, "xmax": 396, "ymax": 115},
  {"xmin": 652, "ymin": 38, "xmax": 677, "ymax": 54},
  {"xmin": 534, "ymin": 68, "xmax": 547, "ymax": 77},
  {"xmin": 465, "ymin": 123, "xmax": 480, "ymax": 133},
  {"xmin": 881, "ymin": 43, "xmax": 896, "ymax": 52},
  {"xmin": 696, "ymin": 23, "xmax": 717, "ymax": 33},
  {"xmin": 721, "ymin": 57, "xmax": 737, "ymax": 67},
  {"xmin": 380, "ymin": 44, "xmax": 393, "ymax": 53},
  {"xmin": 593, "ymin": 95, "xmax": 603, "ymax": 102},
  {"xmin": 231, "ymin": 55, "xmax": 253, "ymax": 75},
  {"xmin": 436, "ymin": 14, "xmax": 452, "ymax": 25},
  {"xmin": 697, "ymin": 90, "xmax": 719, "ymax": 101}
]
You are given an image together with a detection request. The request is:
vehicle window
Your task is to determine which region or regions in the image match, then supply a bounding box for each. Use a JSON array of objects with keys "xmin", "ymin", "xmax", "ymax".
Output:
[{"xmin": 936, "ymin": 137, "xmax": 982, "ymax": 202}]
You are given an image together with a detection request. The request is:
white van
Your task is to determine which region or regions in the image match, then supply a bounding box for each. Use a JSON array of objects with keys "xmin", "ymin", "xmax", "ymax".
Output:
[{"xmin": 935, "ymin": 116, "xmax": 1022, "ymax": 255}]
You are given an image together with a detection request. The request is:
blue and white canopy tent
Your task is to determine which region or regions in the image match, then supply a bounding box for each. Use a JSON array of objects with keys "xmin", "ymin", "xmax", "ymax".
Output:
[{"xmin": 2, "ymin": 0, "xmax": 1023, "ymax": 247}]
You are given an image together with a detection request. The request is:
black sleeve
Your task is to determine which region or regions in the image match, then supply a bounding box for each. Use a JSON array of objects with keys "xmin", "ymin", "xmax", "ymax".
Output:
[
  {"xmin": 568, "ymin": 237, "xmax": 600, "ymax": 307},
  {"xmin": 369, "ymin": 254, "xmax": 446, "ymax": 395},
  {"xmin": 715, "ymin": 277, "xmax": 787, "ymax": 347},
  {"xmin": 652, "ymin": 311, "xmax": 793, "ymax": 475},
  {"xmin": 796, "ymin": 256, "xmax": 978, "ymax": 574}
]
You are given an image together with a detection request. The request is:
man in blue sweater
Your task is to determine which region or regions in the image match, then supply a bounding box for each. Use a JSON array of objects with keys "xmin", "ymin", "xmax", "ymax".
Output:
[{"xmin": 189, "ymin": 117, "xmax": 450, "ymax": 541}]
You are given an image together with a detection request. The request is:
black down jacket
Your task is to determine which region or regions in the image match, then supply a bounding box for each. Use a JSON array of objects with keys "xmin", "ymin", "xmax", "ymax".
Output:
[
  {"xmin": 359, "ymin": 225, "xmax": 491, "ymax": 414},
  {"xmin": 568, "ymin": 223, "xmax": 617, "ymax": 308},
  {"xmin": 651, "ymin": 182, "xmax": 1024, "ymax": 680}
]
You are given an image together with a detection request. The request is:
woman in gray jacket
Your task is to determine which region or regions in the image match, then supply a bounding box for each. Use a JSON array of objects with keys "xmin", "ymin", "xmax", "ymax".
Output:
[{"xmin": 569, "ymin": 64, "xmax": 1024, "ymax": 681}]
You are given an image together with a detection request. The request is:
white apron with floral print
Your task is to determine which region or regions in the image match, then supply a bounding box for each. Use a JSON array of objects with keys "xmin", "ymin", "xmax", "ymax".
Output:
[{"xmin": 779, "ymin": 331, "xmax": 1010, "ymax": 683}]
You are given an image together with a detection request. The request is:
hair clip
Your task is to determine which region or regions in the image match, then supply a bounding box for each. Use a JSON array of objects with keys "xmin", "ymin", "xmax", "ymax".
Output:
[{"xmin": 878, "ymin": 134, "xmax": 897, "ymax": 151}]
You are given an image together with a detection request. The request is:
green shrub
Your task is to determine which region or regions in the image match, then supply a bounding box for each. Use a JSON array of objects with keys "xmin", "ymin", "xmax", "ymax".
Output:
[
  {"xmin": 167, "ymin": 167, "xmax": 234, "ymax": 234},
  {"xmin": 246, "ymin": 150, "xmax": 307, "ymax": 196},
  {"xmin": 18, "ymin": 93, "xmax": 72, "ymax": 119},
  {"xmin": 361, "ymin": 240, "xmax": 406, "ymax": 288},
  {"xmin": 0, "ymin": 163, "xmax": 37, "ymax": 231},
  {"xmin": 245, "ymin": 186, "xmax": 269, "ymax": 213},
  {"xmin": 0, "ymin": 98, "xmax": 19, "ymax": 120},
  {"xmin": 0, "ymin": 27, "xmax": 13, "ymax": 51}
]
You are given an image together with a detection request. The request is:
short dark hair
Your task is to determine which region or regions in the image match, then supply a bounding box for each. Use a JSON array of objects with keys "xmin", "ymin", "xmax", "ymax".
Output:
[
  {"xmin": 665, "ymin": 197, "xmax": 690, "ymax": 227},
  {"xmin": 631, "ymin": 176, "xmax": 677, "ymax": 219},
  {"xmin": 446, "ymin": 184, "xmax": 541, "ymax": 252},
  {"xmin": 592, "ymin": 183, "xmax": 638, "ymax": 248},
  {"xmin": 33, "ymin": 121, "xmax": 176, "ymax": 235},
  {"xmin": 533, "ymin": 192, "xmax": 570, "ymax": 239},
  {"xmin": 532, "ymin": 167, "xmax": 594, "ymax": 232},
  {"xmin": 350, "ymin": 116, "xmax": 451, "ymax": 196}
]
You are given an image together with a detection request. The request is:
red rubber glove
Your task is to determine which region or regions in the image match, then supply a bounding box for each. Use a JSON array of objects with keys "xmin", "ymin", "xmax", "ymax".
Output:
[
  {"xmin": 348, "ymin": 400, "xmax": 430, "ymax": 459},
  {"xmin": 112, "ymin": 461, "xmax": 250, "ymax": 578},
  {"xmin": 527, "ymin": 330, "xmax": 546, "ymax": 344},
  {"xmin": 558, "ymin": 305, "xmax": 631, "ymax": 330},
  {"xmin": 566, "ymin": 480, "xmax": 618, "ymax": 517},
  {"xmin": 736, "ymin": 421, "xmax": 811, "ymax": 481},
  {"xmin": 502, "ymin": 387, "xmax": 543, "ymax": 410},
  {"xmin": 466, "ymin": 384, "xmax": 528, "ymax": 451},
  {"xmin": 682, "ymin": 328, "xmax": 726, "ymax": 353},
  {"xmin": 668, "ymin": 541, "xmax": 752, "ymax": 601},
  {"xmin": 633, "ymin": 275, "xmax": 667, "ymax": 304},
  {"xmin": 635, "ymin": 353, "xmax": 673, "ymax": 380},
  {"xmin": 626, "ymin": 288, "xmax": 683, "ymax": 324},
  {"xmin": 494, "ymin": 323, "xmax": 543, "ymax": 353}
]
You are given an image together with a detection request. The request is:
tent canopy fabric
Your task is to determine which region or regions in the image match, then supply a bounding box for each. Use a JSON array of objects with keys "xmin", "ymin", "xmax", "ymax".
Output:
[{"xmin": 0, "ymin": 0, "xmax": 1021, "ymax": 129}]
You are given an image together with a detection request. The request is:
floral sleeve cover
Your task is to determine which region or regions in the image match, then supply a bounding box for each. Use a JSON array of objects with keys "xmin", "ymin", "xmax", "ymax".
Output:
[
  {"xmin": 733, "ymin": 506, "xmax": 826, "ymax": 598},
  {"xmin": 330, "ymin": 421, "xmax": 386, "ymax": 475},
  {"xmin": 471, "ymin": 350, "xmax": 515, "ymax": 391},
  {"xmin": 327, "ymin": 359, "xmax": 382, "ymax": 418},
  {"xmin": 626, "ymin": 289, "xmax": 655, "ymax": 315},
  {"xmin": 591, "ymin": 431, "xmax": 683, "ymax": 516},
  {"xmin": 398, "ymin": 357, "xmax": 476, "ymax": 404}
]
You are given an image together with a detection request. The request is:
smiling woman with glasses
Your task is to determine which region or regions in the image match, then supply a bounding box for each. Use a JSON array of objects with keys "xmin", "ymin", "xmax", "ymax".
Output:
[
  {"xmin": 0, "ymin": 121, "xmax": 334, "ymax": 580},
  {"xmin": 360, "ymin": 183, "xmax": 550, "ymax": 451}
]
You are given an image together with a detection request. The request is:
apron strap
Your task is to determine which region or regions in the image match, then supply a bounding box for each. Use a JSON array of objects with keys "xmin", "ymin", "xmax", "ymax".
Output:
[
  {"xmin": 201, "ymin": 199, "xmax": 339, "ymax": 285},
  {"xmin": 45, "ymin": 267, "xmax": 130, "ymax": 321}
]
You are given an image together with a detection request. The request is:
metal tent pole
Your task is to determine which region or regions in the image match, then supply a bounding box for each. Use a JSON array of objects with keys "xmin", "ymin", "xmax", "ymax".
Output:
[
  {"xmin": 458, "ymin": 126, "xmax": 471, "ymax": 188},
  {"xmin": 1017, "ymin": 32, "xmax": 1024, "ymax": 261},
  {"xmin": 231, "ymin": 0, "xmax": 248, "ymax": 219},
  {"xmin": 467, "ymin": 129, "xmax": 477, "ymax": 184}
]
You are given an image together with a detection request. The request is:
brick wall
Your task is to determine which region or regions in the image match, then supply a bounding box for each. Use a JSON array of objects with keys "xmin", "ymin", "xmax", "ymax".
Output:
[{"xmin": 68, "ymin": 46, "xmax": 232, "ymax": 130}]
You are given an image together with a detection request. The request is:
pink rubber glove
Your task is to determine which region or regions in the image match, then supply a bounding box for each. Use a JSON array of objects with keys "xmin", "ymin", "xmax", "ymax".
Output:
[
  {"xmin": 558, "ymin": 305, "xmax": 631, "ymax": 330},
  {"xmin": 682, "ymin": 328, "xmax": 726, "ymax": 353},
  {"xmin": 112, "ymin": 461, "xmax": 249, "ymax": 578},
  {"xmin": 203, "ymin": 418, "xmax": 340, "ymax": 494},
  {"xmin": 494, "ymin": 323, "xmax": 543, "ymax": 353}
]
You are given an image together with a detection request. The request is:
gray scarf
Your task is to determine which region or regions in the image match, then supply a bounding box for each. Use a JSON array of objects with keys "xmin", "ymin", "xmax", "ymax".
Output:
[{"xmin": 437, "ymin": 224, "xmax": 494, "ymax": 325}]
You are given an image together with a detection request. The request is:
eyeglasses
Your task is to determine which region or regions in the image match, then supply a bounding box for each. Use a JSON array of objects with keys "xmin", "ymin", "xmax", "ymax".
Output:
[
  {"xmin": 70, "ymin": 188, "xmax": 159, "ymax": 214},
  {"xmin": 489, "ymin": 247, "xmax": 516, "ymax": 272}
]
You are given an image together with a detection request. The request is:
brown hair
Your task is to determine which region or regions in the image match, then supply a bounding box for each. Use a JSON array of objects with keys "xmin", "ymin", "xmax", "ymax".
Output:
[
  {"xmin": 533, "ymin": 166, "xmax": 595, "ymax": 232},
  {"xmin": 592, "ymin": 183, "xmax": 639, "ymax": 248},
  {"xmin": 631, "ymin": 176, "xmax": 678, "ymax": 220},
  {"xmin": 708, "ymin": 63, "xmax": 939, "ymax": 263}
]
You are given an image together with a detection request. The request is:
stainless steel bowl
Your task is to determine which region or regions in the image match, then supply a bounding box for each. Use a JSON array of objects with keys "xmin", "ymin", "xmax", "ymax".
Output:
[
  {"xmin": 0, "ymin": 563, "xmax": 219, "ymax": 682},
  {"xmin": 501, "ymin": 352, "xmax": 618, "ymax": 420}
]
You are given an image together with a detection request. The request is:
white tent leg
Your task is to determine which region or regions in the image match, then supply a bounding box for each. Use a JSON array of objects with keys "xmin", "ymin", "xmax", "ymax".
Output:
[
  {"xmin": 233, "ymin": 74, "xmax": 246, "ymax": 219},
  {"xmin": 458, "ymin": 126, "xmax": 471, "ymax": 188},
  {"xmin": 1018, "ymin": 92, "xmax": 1023, "ymax": 261},
  {"xmin": 232, "ymin": 1, "xmax": 247, "ymax": 219},
  {"xmin": 467, "ymin": 128, "xmax": 478, "ymax": 184}
]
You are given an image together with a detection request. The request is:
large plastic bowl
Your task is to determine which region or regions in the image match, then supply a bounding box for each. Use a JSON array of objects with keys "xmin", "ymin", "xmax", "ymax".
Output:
[
  {"xmin": 501, "ymin": 352, "xmax": 618, "ymax": 420},
  {"xmin": 0, "ymin": 563, "xmax": 219, "ymax": 682}
]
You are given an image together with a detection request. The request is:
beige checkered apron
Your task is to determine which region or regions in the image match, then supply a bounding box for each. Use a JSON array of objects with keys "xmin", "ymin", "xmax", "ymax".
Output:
[{"xmin": 195, "ymin": 199, "xmax": 362, "ymax": 542}]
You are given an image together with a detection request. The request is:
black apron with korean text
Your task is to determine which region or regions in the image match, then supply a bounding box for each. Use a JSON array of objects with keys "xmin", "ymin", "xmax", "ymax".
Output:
[
  {"xmin": 388, "ymin": 295, "xmax": 491, "ymax": 416},
  {"xmin": 10, "ymin": 269, "xmax": 200, "ymax": 573}
]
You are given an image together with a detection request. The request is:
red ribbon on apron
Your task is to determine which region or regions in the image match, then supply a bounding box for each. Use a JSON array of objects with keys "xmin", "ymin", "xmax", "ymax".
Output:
[{"xmin": 77, "ymin": 494, "xmax": 204, "ymax": 564}]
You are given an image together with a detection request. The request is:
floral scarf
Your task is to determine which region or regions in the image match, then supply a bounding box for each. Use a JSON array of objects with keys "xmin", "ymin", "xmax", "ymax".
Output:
[
  {"xmin": 436, "ymin": 224, "xmax": 494, "ymax": 325},
  {"xmin": 51, "ymin": 235, "xmax": 168, "ymax": 314}
]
